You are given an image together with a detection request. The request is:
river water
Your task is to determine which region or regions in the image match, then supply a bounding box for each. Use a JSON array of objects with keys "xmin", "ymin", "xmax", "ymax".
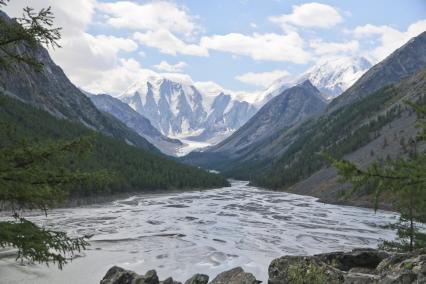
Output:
[{"xmin": 0, "ymin": 181, "xmax": 398, "ymax": 283}]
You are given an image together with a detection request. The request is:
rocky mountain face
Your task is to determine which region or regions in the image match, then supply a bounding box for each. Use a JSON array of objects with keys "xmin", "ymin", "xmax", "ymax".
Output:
[
  {"xmin": 119, "ymin": 76, "xmax": 257, "ymax": 149},
  {"xmin": 0, "ymin": 11, "xmax": 156, "ymax": 151},
  {"xmin": 89, "ymin": 94, "xmax": 183, "ymax": 156},
  {"xmin": 183, "ymin": 80, "xmax": 327, "ymax": 170}
]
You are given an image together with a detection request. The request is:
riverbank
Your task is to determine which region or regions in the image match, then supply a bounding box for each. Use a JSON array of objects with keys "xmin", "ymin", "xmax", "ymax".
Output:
[{"xmin": 101, "ymin": 248, "xmax": 426, "ymax": 283}]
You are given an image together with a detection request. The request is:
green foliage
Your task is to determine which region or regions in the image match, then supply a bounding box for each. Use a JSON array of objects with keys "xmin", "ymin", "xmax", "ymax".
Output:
[
  {"xmin": 287, "ymin": 261, "xmax": 330, "ymax": 284},
  {"xmin": 330, "ymin": 101, "xmax": 426, "ymax": 252},
  {"xmin": 0, "ymin": 2, "xmax": 227, "ymax": 269},
  {"xmin": 0, "ymin": 95, "xmax": 229, "ymax": 197},
  {"xmin": 0, "ymin": 217, "xmax": 89, "ymax": 269},
  {"xmin": 0, "ymin": 93, "xmax": 228, "ymax": 269},
  {"xmin": 0, "ymin": 1, "xmax": 61, "ymax": 69},
  {"xmin": 0, "ymin": 111, "xmax": 110, "ymax": 267},
  {"xmin": 252, "ymin": 85, "xmax": 404, "ymax": 189}
]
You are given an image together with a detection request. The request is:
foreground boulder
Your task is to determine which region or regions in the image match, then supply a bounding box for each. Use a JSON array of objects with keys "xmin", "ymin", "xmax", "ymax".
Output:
[
  {"xmin": 184, "ymin": 274, "xmax": 209, "ymax": 284},
  {"xmin": 268, "ymin": 248, "xmax": 426, "ymax": 283},
  {"xmin": 100, "ymin": 266, "xmax": 159, "ymax": 284},
  {"xmin": 210, "ymin": 267, "xmax": 260, "ymax": 284},
  {"xmin": 268, "ymin": 255, "xmax": 345, "ymax": 284},
  {"xmin": 101, "ymin": 249, "xmax": 426, "ymax": 284}
]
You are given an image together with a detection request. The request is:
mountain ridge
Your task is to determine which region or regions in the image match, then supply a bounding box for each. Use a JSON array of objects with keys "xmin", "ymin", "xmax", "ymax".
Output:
[
  {"xmin": 118, "ymin": 75, "xmax": 257, "ymax": 153},
  {"xmin": 0, "ymin": 10, "xmax": 157, "ymax": 152},
  {"xmin": 89, "ymin": 93, "xmax": 184, "ymax": 156}
]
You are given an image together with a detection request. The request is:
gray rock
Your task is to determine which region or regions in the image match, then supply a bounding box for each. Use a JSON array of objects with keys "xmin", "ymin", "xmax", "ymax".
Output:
[
  {"xmin": 210, "ymin": 267, "xmax": 260, "ymax": 284},
  {"xmin": 161, "ymin": 277, "xmax": 181, "ymax": 284},
  {"xmin": 344, "ymin": 272, "xmax": 379, "ymax": 284},
  {"xmin": 143, "ymin": 270, "xmax": 160, "ymax": 284},
  {"xmin": 100, "ymin": 266, "xmax": 144, "ymax": 284},
  {"xmin": 184, "ymin": 274, "xmax": 209, "ymax": 284},
  {"xmin": 315, "ymin": 248, "xmax": 389, "ymax": 271},
  {"xmin": 380, "ymin": 271, "xmax": 418, "ymax": 284},
  {"xmin": 100, "ymin": 267, "xmax": 159, "ymax": 284}
]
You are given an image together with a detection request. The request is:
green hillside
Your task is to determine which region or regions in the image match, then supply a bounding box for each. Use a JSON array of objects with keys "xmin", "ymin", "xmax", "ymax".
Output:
[
  {"xmin": 251, "ymin": 68, "xmax": 426, "ymax": 190},
  {"xmin": 0, "ymin": 94, "xmax": 229, "ymax": 198}
]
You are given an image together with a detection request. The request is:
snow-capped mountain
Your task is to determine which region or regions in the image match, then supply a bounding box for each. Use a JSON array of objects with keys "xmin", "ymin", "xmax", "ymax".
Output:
[
  {"xmin": 119, "ymin": 74, "xmax": 257, "ymax": 155},
  {"xmin": 105, "ymin": 56, "xmax": 371, "ymax": 156},
  {"xmin": 259, "ymin": 56, "xmax": 372, "ymax": 105},
  {"xmin": 301, "ymin": 56, "xmax": 372, "ymax": 99}
]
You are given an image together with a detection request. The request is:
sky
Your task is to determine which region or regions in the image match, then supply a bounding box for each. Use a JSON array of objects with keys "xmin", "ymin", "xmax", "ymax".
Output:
[{"xmin": 3, "ymin": 0, "xmax": 426, "ymax": 99}]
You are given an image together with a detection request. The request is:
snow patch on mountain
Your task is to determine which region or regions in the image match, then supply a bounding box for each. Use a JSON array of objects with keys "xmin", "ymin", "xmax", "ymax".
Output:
[
  {"xmin": 119, "ymin": 74, "xmax": 257, "ymax": 154},
  {"xmin": 258, "ymin": 56, "xmax": 372, "ymax": 105}
]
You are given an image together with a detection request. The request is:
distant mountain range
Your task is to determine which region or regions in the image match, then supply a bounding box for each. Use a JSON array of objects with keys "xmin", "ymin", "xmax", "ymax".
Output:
[{"xmin": 89, "ymin": 56, "xmax": 371, "ymax": 156}]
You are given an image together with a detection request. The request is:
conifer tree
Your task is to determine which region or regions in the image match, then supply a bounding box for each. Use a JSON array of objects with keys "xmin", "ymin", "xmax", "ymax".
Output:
[
  {"xmin": 329, "ymin": 101, "xmax": 426, "ymax": 252},
  {"xmin": 0, "ymin": 1, "xmax": 108, "ymax": 268}
]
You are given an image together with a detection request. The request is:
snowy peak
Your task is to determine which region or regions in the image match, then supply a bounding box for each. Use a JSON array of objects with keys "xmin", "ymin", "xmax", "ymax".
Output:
[
  {"xmin": 118, "ymin": 75, "xmax": 257, "ymax": 154},
  {"xmin": 259, "ymin": 56, "xmax": 372, "ymax": 105},
  {"xmin": 301, "ymin": 56, "xmax": 372, "ymax": 99}
]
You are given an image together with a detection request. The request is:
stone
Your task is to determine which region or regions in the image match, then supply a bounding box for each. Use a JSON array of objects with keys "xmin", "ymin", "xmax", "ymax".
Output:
[
  {"xmin": 380, "ymin": 271, "xmax": 418, "ymax": 284},
  {"xmin": 161, "ymin": 277, "xmax": 181, "ymax": 284},
  {"xmin": 210, "ymin": 267, "xmax": 259, "ymax": 284},
  {"xmin": 184, "ymin": 274, "xmax": 209, "ymax": 284},
  {"xmin": 315, "ymin": 248, "xmax": 389, "ymax": 271},
  {"xmin": 268, "ymin": 255, "xmax": 344, "ymax": 284},
  {"xmin": 344, "ymin": 272, "xmax": 379, "ymax": 284},
  {"xmin": 100, "ymin": 267, "xmax": 159, "ymax": 284},
  {"xmin": 143, "ymin": 270, "xmax": 159, "ymax": 284}
]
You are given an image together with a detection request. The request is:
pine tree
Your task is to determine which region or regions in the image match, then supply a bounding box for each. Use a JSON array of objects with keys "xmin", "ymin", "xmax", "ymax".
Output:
[
  {"xmin": 329, "ymin": 101, "xmax": 426, "ymax": 252},
  {"xmin": 0, "ymin": 1, "xmax": 109, "ymax": 268},
  {"xmin": 0, "ymin": 0, "xmax": 61, "ymax": 69}
]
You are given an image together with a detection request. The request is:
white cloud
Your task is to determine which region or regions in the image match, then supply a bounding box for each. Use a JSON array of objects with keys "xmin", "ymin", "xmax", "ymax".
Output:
[
  {"xmin": 270, "ymin": 2, "xmax": 342, "ymax": 30},
  {"xmin": 200, "ymin": 32, "xmax": 311, "ymax": 63},
  {"xmin": 153, "ymin": 61, "xmax": 188, "ymax": 73},
  {"xmin": 134, "ymin": 30, "xmax": 209, "ymax": 57},
  {"xmin": 96, "ymin": 1, "xmax": 198, "ymax": 36},
  {"xmin": 83, "ymin": 58, "xmax": 195, "ymax": 95},
  {"xmin": 235, "ymin": 70, "xmax": 290, "ymax": 88},
  {"xmin": 194, "ymin": 81, "xmax": 261, "ymax": 104},
  {"xmin": 353, "ymin": 19, "xmax": 426, "ymax": 62},
  {"xmin": 2, "ymin": 0, "xmax": 144, "ymax": 95},
  {"xmin": 310, "ymin": 39, "xmax": 359, "ymax": 55},
  {"xmin": 2, "ymin": 0, "xmax": 96, "ymax": 37},
  {"xmin": 250, "ymin": 22, "xmax": 258, "ymax": 28}
]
